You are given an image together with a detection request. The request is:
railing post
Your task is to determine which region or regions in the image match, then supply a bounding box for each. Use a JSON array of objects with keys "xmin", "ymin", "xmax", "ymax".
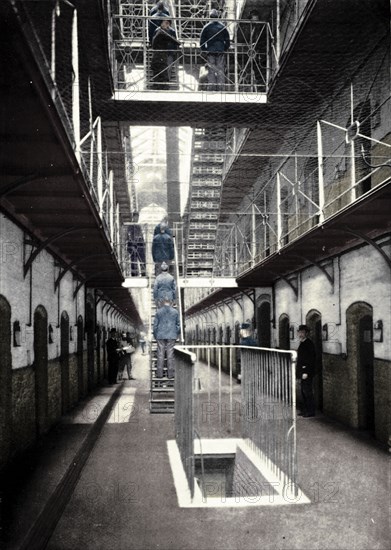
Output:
[
  {"xmin": 251, "ymin": 202, "xmax": 256, "ymax": 266},
  {"xmin": 50, "ymin": 2, "xmax": 58, "ymax": 99},
  {"xmin": 277, "ymin": 171, "xmax": 282, "ymax": 250},
  {"xmin": 276, "ymin": 0, "xmax": 281, "ymax": 63},
  {"xmin": 97, "ymin": 117, "xmax": 103, "ymax": 211},
  {"xmin": 116, "ymin": 202, "xmax": 120, "ymax": 258},
  {"xmin": 109, "ymin": 170, "xmax": 114, "ymax": 241},
  {"xmin": 316, "ymin": 121, "xmax": 325, "ymax": 223},
  {"xmin": 72, "ymin": 8, "xmax": 81, "ymax": 162},
  {"xmin": 349, "ymin": 83, "xmax": 356, "ymax": 201}
]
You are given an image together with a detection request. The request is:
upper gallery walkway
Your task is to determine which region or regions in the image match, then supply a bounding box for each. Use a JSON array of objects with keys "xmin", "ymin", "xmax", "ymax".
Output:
[{"xmin": 1, "ymin": 349, "xmax": 389, "ymax": 550}]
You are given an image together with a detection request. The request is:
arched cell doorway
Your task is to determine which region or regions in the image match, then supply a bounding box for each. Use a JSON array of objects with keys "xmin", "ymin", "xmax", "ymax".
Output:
[
  {"xmin": 102, "ymin": 325, "xmax": 107, "ymax": 380},
  {"xmin": 347, "ymin": 302, "xmax": 374, "ymax": 431},
  {"xmin": 34, "ymin": 305, "xmax": 48, "ymax": 436},
  {"xmin": 60, "ymin": 311, "xmax": 70, "ymax": 414},
  {"xmin": 77, "ymin": 315, "xmax": 84, "ymax": 398},
  {"xmin": 278, "ymin": 314, "xmax": 290, "ymax": 350},
  {"xmin": 257, "ymin": 299, "xmax": 271, "ymax": 347},
  {"xmin": 0, "ymin": 295, "xmax": 12, "ymax": 465},
  {"xmin": 85, "ymin": 296, "xmax": 95, "ymax": 391},
  {"xmin": 96, "ymin": 323, "xmax": 101, "ymax": 382},
  {"xmin": 306, "ymin": 310, "xmax": 323, "ymax": 412}
]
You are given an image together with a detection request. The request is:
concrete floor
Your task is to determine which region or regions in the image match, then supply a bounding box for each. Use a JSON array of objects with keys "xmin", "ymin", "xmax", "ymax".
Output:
[{"xmin": 2, "ymin": 349, "xmax": 390, "ymax": 550}]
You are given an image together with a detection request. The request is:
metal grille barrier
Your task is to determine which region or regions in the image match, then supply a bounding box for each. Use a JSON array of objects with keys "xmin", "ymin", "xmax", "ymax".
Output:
[{"xmin": 174, "ymin": 344, "xmax": 297, "ymax": 502}]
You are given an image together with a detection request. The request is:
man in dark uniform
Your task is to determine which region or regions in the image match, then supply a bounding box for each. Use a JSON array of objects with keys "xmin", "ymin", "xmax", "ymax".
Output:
[
  {"xmin": 296, "ymin": 324, "xmax": 316, "ymax": 417},
  {"xmin": 106, "ymin": 328, "xmax": 120, "ymax": 385},
  {"xmin": 152, "ymin": 221, "xmax": 175, "ymax": 274},
  {"xmin": 151, "ymin": 17, "xmax": 180, "ymax": 90}
]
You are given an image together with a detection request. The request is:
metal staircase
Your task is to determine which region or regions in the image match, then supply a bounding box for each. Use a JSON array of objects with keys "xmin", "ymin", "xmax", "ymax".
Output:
[
  {"xmin": 149, "ymin": 294, "xmax": 176, "ymax": 414},
  {"xmin": 149, "ymin": 236, "xmax": 183, "ymax": 413}
]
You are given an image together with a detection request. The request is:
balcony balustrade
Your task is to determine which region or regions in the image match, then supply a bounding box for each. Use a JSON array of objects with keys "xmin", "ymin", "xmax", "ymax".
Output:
[{"xmin": 111, "ymin": 12, "xmax": 273, "ymax": 99}]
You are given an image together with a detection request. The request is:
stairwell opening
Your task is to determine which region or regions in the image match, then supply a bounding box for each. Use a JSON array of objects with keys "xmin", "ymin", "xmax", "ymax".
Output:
[{"xmin": 168, "ymin": 438, "xmax": 310, "ymax": 508}]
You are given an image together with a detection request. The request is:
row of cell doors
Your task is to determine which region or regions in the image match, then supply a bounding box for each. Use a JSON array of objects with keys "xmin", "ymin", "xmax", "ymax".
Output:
[
  {"xmin": 0, "ymin": 296, "xmax": 101, "ymax": 465},
  {"xmin": 257, "ymin": 300, "xmax": 375, "ymax": 431}
]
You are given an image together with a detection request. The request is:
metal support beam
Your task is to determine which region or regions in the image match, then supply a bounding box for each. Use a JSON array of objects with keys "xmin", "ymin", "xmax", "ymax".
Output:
[
  {"xmin": 294, "ymin": 254, "xmax": 334, "ymax": 288},
  {"xmin": 0, "ymin": 174, "xmax": 40, "ymax": 198},
  {"xmin": 55, "ymin": 253, "xmax": 114, "ymax": 289},
  {"xmin": 268, "ymin": 270, "xmax": 298, "ymax": 299},
  {"xmin": 240, "ymin": 289, "xmax": 256, "ymax": 305},
  {"xmin": 339, "ymin": 226, "xmax": 391, "ymax": 270},
  {"xmin": 24, "ymin": 227, "xmax": 95, "ymax": 278},
  {"xmin": 73, "ymin": 269, "xmax": 120, "ymax": 298}
]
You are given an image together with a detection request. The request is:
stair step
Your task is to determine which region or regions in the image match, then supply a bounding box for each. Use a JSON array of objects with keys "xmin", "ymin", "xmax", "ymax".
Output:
[
  {"xmin": 150, "ymin": 398, "xmax": 175, "ymax": 403},
  {"xmin": 152, "ymin": 388, "xmax": 175, "ymax": 392}
]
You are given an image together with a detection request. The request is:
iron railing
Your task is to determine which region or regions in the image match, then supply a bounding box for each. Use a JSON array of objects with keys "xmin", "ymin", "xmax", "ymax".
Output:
[
  {"xmin": 111, "ymin": 14, "xmax": 274, "ymax": 95},
  {"xmin": 174, "ymin": 344, "xmax": 297, "ymax": 502}
]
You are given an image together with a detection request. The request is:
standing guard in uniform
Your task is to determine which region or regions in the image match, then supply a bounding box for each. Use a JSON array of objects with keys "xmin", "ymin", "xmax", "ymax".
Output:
[
  {"xmin": 200, "ymin": 9, "xmax": 231, "ymax": 91},
  {"xmin": 296, "ymin": 324, "xmax": 316, "ymax": 417},
  {"xmin": 106, "ymin": 328, "xmax": 120, "ymax": 385},
  {"xmin": 151, "ymin": 17, "xmax": 180, "ymax": 90}
]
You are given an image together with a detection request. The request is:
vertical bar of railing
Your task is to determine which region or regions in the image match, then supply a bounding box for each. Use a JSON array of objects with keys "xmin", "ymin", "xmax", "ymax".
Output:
[
  {"xmin": 207, "ymin": 347, "xmax": 211, "ymax": 423},
  {"xmin": 276, "ymin": 0, "xmax": 281, "ymax": 63},
  {"xmin": 229, "ymin": 346, "xmax": 233, "ymax": 433},
  {"xmin": 50, "ymin": 4, "xmax": 56, "ymax": 99},
  {"xmin": 317, "ymin": 120, "xmax": 325, "ymax": 223},
  {"xmin": 349, "ymin": 83, "xmax": 356, "ymax": 202},
  {"xmin": 173, "ymin": 236, "xmax": 184, "ymax": 342},
  {"xmin": 72, "ymin": 8, "xmax": 81, "ymax": 163},
  {"xmin": 291, "ymin": 348, "xmax": 297, "ymax": 496},
  {"xmin": 218, "ymin": 347, "xmax": 222, "ymax": 425},
  {"xmin": 277, "ymin": 171, "xmax": 282, "ymax": 250}
]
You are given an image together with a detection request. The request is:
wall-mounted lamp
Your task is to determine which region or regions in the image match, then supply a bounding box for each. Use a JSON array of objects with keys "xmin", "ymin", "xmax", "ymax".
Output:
[
  {"xmin": 13, "ymin": 320, "xmax": 21, "ymax": 347},
  {"xmin": 48, "ymin": 324, "xmax": 54, "ymax": 344},
  {"xmin": 322, "ymin": 323, "xmax": 328, "ymax": 341},
  {"xmin": 289, "ymin": 325, "xmax": 295, "ymax": 340},
  {"xmin": 70, "ymin": 326, "xmax": 73, "ymax": 342},
  {"xmin": 373, "ymin": 320, "xmax": 383, "ymax": 343}
]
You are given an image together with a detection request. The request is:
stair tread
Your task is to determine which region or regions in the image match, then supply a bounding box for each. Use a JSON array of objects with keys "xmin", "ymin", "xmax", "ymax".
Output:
[{"xmin": 149, "ymin": 398, "xmax": 175, "ymax": 403}]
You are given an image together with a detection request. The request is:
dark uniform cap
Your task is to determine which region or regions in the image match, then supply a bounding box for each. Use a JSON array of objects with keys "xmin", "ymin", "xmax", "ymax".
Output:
[{"xmin": 298, "ymin": 324, "xmax": 310, "ymax": 332}]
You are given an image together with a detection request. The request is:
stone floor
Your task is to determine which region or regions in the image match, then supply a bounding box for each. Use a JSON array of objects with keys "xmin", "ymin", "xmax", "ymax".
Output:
[{"xmin": 1, "ymin": 349, "xmax": 389, "ymax": 550}]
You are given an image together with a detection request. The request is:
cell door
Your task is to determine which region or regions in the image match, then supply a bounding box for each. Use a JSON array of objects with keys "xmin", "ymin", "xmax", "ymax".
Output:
[{"xmin": 358, "ymin": 315, "xmax": 375, "ymax": 431}]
